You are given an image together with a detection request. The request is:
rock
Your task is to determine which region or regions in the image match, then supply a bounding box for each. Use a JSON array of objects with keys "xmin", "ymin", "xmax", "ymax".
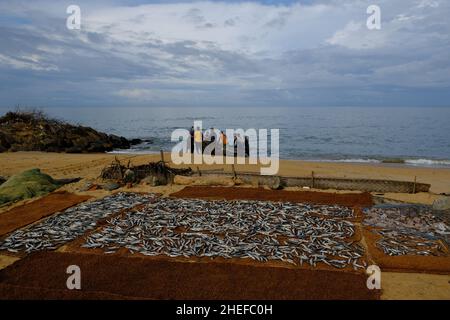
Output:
[
  {"xmin": 433, "ymin": 197, "xmax": 450, "ymax": 211},
  {"xmin": 79, "ymin": 181, "xmax": 94, "ymax": 192},
  {"xmin": 54, "ymin": 177, "xmax": 82, "ymax": 185},
  {"xmin": 142, "ymin": 175, "xmax": 166, "ymax": 186},
  {"xmin": 123, "ymin": 169, "xmax": 135, "ymax": 183},
  {"xmin": 0, "ymin": 111, "xmax": 133, "ymax": 153},
  {"xmin": 88, "ymin": 184, "xmax": 100, "ymax": 191},
  {"xmin": 141, "ymin": 176, "xmax": 154, "ymax": 185},
  {"xmin": 102, "ymin": 182, "xmax": 121, "ymax": 191},
  {"xmin": 130, "ymin": 139, "xmax": 143, "ymax": 145},
  {"xmin": 108, "ymin": 134, "xmax": 130, "ymax": 149},
  {"xmin": 141, "ymin": 176, "xmax": 155, "ymax": 187},
  {"xmin": 0, "ymin": 132, "xmax": 12, "ymax": 152},
  {"xmin": 268, "ymin": 176, "xmax": 281, "ymax": 190},
  {"xmin": 0, "ymin": 169, "xmax": 61, "ymax": 205}
]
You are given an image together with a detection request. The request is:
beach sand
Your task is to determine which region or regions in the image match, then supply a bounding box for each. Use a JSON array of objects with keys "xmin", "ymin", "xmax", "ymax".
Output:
[{"xmin": 0, "ymin": 151, "xmax": 448, "ymax": 201}]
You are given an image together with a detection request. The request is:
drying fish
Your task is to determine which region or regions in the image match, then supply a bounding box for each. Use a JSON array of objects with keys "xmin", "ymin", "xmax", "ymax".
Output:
[
  {"xmin": 364, "ymin": 205, "xmax": 449, "ymax": 256},
  {"xmin": 83, "ymin": 197, "xmax": 364, "ymax": 269},
  {"xmin": 0, "ymin": 193, "xmax": 157, "ymax": 253}
]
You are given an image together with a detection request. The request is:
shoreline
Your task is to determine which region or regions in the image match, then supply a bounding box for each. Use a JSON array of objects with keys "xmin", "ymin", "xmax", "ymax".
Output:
[{"xmin": 107, "ymin": 150, "xmax": 450, "ymax": 169}]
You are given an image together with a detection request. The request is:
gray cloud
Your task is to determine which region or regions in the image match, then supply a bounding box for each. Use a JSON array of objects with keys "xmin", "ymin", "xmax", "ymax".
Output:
[{"xmin": 0, "ymin": 0, "xmax": 449, "ymax": 107}]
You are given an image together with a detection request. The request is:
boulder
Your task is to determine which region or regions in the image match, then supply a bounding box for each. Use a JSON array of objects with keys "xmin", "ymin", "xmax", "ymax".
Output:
[
  {"xmin": 141, "ymin": 175, "xmax": 167, "ymax": 186},
  {"xmin": 79, "ymin": 181, "xmax": 94, "ymax": 192},
  {"xmin": 433, "ymin": 196, "xmax": 450, "ymax": 211},
  {"xmin": 268, "ymin": 176, "xmax": 281, "ymax": 190},
  {"xmin": 123, "ymin": 169, "xmax": 135, "ymax": 183},
  {"xmin": 0, "ymin": 169, "xmax": 61, "ymax": 205},
  {"xmin": 102, "ymin": 182, "xmax": 121, "ymax": 191},
  {"xmin": 130, "ymin": 139, "xmax": 143, "ymax": 145}
]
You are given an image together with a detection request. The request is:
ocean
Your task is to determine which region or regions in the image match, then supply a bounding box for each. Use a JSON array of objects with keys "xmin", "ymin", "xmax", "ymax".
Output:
[{"xmin": 2, "ymin": 107, "xmax": 450, "ymax": 167}]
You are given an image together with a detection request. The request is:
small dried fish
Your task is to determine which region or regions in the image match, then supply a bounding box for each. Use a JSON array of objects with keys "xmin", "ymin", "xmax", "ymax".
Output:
[{"xmin": 0, "ymin": 193, "xmax": 157, "ymax": 253}]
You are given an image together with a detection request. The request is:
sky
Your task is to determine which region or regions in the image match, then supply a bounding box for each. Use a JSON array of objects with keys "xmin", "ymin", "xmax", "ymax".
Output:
[{"xmin": 0, "ymin": 0, "xmax": 449, "ymax": 107}]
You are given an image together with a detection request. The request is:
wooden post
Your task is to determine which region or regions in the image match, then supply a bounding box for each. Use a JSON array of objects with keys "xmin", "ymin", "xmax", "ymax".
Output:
[
  {"xmin": 412, "ymin": 176, "xmax": 417, "ymax": 194},
  {"xmin": 232, "ymin": 164, "xmax": 237, "ymax": 178},
  {"xmin": 160, "ymin": 150, "xmax": 165, "ymax": 163},
  {"xmin": 311, "ymin": 171, "xmax": 315, "ymax": 188}
]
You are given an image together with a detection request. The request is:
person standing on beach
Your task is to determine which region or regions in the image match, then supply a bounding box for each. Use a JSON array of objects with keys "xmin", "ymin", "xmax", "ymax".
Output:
[
  {"xmin": 221, "ymin": 131, "xmax": 227, "ymax": 145},
  {"xmin": 194, "ymin": 127, "xmax": 203, "ymax": 155},
  {"xmin": 221, "ymin": 131, "xmax": 228, "ymax": 156},
  {"xmin": 244, "ymin": 136, "xmax": 250, "ymax": 157},
  {"xmin": 189, "ymin": 126, "xmax": 194, "ymax": 154}
]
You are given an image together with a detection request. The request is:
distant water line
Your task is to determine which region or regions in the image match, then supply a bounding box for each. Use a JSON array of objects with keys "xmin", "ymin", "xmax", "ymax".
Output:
[{"xmin": 1, "ymin": 106, "xmax": 449, "ymax": 168}]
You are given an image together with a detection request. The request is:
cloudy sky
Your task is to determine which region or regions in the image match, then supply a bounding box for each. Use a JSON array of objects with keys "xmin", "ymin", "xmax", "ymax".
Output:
[{"xmin": 0, "ymin": 0, "xmax": 449, "ymax": 107}]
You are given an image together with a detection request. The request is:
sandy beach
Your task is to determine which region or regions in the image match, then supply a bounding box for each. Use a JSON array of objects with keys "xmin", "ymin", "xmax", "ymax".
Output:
[
  {"xmin": 0, "ymin": 151, "xmax": 449, "ymax": 300},
  {"xmin": 0, "ymin": 151, "xmax": 448, "ymax": 204}
]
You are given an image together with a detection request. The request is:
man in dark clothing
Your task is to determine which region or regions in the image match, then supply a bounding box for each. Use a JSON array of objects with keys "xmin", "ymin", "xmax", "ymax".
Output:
[
  {"xmin": 189, "ymin": 126, "xmax": 194, "ymax": 154},
  {"xmin": 244, "ymin": 136, "xmax": 250, "ymax": 157}
]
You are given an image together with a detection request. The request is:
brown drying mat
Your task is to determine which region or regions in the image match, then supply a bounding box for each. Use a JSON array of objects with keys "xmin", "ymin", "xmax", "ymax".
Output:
[
  {"xmin": 0, "ymin": 283, "xmax": 142, "ymax": 300},
  {"xmin": 0, "ymin": 251, "xmax": 380, "ymax": 300},
  {"xmin": 171, "ymin": 186, "xmax": 373, "ymax": 207},
  {"xmin": 0, "ymin": 191, "xmax": 92, "ymax": 236},
  {"xmin": 363, "ymin": 228, "xmax": 450, "ymax": 274}
]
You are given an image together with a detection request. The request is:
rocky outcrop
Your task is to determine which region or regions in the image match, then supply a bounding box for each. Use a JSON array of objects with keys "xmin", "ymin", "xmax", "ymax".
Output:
[{"xmin": 0, "ymin": 111, "xmax": 140, "ymax": 153}]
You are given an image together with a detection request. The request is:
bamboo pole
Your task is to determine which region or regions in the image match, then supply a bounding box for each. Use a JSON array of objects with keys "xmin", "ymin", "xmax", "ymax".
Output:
[{"xmin": 232, "ymin": 164, "xmax": 237, "ymax": 178}]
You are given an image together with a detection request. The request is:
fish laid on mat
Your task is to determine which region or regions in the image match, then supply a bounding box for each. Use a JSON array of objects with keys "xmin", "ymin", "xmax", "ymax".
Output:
[
  {"xmin": 0, "ymin": 193, "xmax": 158, "ymax": 253},
  {"xmin": 83, "ymin": 197, "xmax": 365, "ymax": 270}
]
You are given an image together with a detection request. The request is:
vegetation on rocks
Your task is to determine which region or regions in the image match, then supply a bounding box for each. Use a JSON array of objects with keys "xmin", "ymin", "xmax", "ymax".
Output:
[{"xmin": 0, "ymin": 110, "xmax": 139, "ymax": 153}]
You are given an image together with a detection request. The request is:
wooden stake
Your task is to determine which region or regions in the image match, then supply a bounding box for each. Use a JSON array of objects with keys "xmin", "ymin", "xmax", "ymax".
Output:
[
  {"xmin": 160, "ymin": 150, "xmax": 165, "ymax": 163},
  {"xmin": 232, "ymin": 164, "xmax": 237, "ymax": 178}
]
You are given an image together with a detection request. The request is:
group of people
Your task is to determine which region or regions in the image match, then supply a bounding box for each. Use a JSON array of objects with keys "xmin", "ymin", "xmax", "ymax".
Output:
[{"xmin": 189, "ymin": 126, "xmax": 249, "ymax": 156}]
